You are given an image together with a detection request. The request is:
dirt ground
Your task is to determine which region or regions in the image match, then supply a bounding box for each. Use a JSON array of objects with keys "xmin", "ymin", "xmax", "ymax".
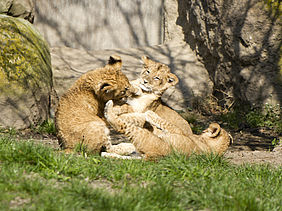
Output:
[
  {"xmin": 10, "ymin": 126, "xmax": 281, "ymax": 166},
  {"xmin": 225, "ymin": 129, "xmax": 282, "ymax": 166}
]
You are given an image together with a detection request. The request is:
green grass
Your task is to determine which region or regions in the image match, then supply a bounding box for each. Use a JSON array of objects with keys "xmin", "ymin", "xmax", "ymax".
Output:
[
  {"xmin": 180, "ymin": 101, "xmax": 282, "ymax": 135},
  {"xmin": 218, "ymin": 103, "xmax": 282, "ymax": 133},
  {"xmin": 35, "ymin": 119, "xmax": 57, "ymax": 136},
  {"xmin": 0, "ymin": 137, "xmax": 281, "ymax": 210}
]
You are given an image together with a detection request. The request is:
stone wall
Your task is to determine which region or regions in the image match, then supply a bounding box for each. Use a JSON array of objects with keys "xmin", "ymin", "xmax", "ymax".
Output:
[
  {"xmin": 51, "ymin": 43, "xmax": 212, "ymax": 111},
  {"xmin": 34, "ymin": 0, "xmax": 164, "ymax": 50},
  {"xmin": 5, "ymin": 0, "xmax": 278, "ymax": 110}
]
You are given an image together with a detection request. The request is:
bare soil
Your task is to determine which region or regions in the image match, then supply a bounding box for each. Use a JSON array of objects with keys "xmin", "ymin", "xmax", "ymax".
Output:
[{"xmin": 225, "ymin": 129, "xmax": 282, "ymax": 165}]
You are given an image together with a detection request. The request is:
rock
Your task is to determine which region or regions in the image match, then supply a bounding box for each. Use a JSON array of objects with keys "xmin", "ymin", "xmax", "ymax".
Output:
[
  {"xmin": 163, "ymin": 0, "xmax": 185, "ymax": 44},
  {"xmin": 0, "ymin": 0, "xmax": 13, "ymax": 13},
  {"xmin": 33, "ymin": 0, "xmax": 163, "ymax": 50},
  {"xmin": 176, "ymin": 0, "xmax": 282, "ymax": 107},
  {"xmin": 0, "ymin": 0, "xmax": 34, "ymax": 23},
  {"xmin": 0, "ymin": 15, "xmax": 55, "ymax": 129},
  {"xmin": 0, "ymin": 0, "xmax": 13, "ymax": 14},
  {"xmin": 51, "ymin": 43, "xmax": 213, "ymax": 111}
]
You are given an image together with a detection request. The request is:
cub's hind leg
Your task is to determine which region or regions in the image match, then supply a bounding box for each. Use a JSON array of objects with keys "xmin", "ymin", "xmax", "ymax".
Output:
[
  {"xmin": 125, "ymin": 126, "xmax": 172, "ymax": 160},
  {"xmin": 80, "ymin": 121, "xmax": 112, "ymax": 153},
  {"xmin": 145, "ymin": 110, "xmax": 185, "ymax": 135},
  {"xmin": 61, "ymin": 119, "xmax": 112, "ymax": 154}
]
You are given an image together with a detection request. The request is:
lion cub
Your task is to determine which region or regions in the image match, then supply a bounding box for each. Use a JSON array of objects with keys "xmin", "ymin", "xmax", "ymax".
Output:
[
  {"xmin": 105, "ymin": 100, "xmax": 231, "ymax": 160},
  {"xmin": 102, "ymin": 56, "xmax": 194, "ymax": 158},
  {"xmin": 55, "ymin": 55, "xmax": 134, "ymax": 154},
  {"xmin": 104, "ymin": 57, "xmax": 230, "ymax": 159},
  {"xmin": 115, "ymin": 56, "xmax": 192, "ymax": 136}
]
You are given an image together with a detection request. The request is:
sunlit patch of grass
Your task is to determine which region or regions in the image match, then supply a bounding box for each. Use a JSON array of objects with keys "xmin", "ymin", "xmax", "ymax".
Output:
[
  {"xmin": 0, "ymin": 137, "xmax": 281, "ymax": 210},
  {"xmin": 0, "ymin": 126, "xmax": 18, "ymax": 137}
]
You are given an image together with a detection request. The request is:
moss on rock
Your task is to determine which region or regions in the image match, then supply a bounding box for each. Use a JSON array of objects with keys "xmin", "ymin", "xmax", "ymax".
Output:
[{"xmin": 0, "ymin": 15, "xmax": 53, "ymax": 129}]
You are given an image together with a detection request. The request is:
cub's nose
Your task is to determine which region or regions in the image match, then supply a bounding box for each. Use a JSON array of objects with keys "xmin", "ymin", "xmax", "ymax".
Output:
[
  {"xmin": 143, "ymin": 79, "xmax": 148, "ymax": 84},
  {"xmin": 128, "ymin": 85, "xmax": 139, "ymax": 95}
]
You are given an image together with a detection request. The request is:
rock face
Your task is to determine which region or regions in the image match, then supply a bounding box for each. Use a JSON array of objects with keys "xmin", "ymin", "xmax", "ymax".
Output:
[
  {"xmin": 163, "ymin": 0, "xmax": 185, "ymax": 44},
  {"xmin": 34, "ymin": 0, "xmax": 163, "ymax": 50},
  {"xmin": 0, "ymin": 0, "xmax": 34, "ymax": 23},
  {"xmin": 0, "ymin": 15, "xmax": 54, "ymax": 129},
  {"xmin": 176, "ymin": 0, "xmax": 282, "ymax": 107},
  {"xmin": 51, "ymin": 43, "xmax": 213, "ymax": 111}
]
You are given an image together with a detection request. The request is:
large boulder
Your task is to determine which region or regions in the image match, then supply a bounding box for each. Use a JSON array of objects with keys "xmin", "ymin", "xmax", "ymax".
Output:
[
  {"xmin": 0, "ymin": 0, "xmax": 34, "ymax": 23},
  {"xmin": 51, "ymin": 43, "xmax": 213, "ymax": 111},
  {"xmin": 176, "ymin": 0, "xmax": 282, "ymax": 107},
  {"xmin": 0, "ymin": 15, "xmax": 55, "ymax": 129}
]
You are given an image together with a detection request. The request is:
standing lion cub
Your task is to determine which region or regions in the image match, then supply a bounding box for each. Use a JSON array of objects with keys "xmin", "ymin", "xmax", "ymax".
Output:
[{"xmin": 55, "ymin": 55, "xmax": 134, "ymax": 153}]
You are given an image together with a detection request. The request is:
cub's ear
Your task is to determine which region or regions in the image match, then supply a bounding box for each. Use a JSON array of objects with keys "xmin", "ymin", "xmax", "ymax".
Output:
[
  {"xmin": 99, "ymin": 82, "xmax": 112, "ymax": 94},
  {"xmin": 168, "ymin": 73, "xmax": 179, "ymax": 86},
  {"xmin": 108, "ymin": 55, "xmax": 122, "ymax": 69},
  {"xmin": 140, "ymin": 56, "xmax": 150, "ymax": 66},
  {"xmin": 204, "ymin": 123, "xmax": 221, "ymax": 138}
]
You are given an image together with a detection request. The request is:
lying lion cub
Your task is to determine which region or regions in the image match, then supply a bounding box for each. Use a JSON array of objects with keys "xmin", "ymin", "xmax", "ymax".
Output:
[{"xmin": 105, "ymin": 100, "xmax": 231, "ymax": 160}]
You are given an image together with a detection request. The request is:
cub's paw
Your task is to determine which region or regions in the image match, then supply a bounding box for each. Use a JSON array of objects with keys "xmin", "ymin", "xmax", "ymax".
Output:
[
  {"xmin": 105, "ymin": 100, "xmax": 114, "ymax": 110},
  {"xmin": 104, "ymin": 100, "xmax": 114, "ymax": 120},
  {"xmin": 145, "ymin": 110, "xmax": 162, "ymax": 129},
  {"xmin": 105, "ymin": 100, "xmax": 126, "ymax": 121},
  {"xmin": 145, "ymin": 110, "xmax": 157, "ymax": 122}
]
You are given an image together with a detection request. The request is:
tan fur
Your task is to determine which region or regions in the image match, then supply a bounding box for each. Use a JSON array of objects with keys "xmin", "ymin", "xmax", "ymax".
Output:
[
  {"xmin": 127, "ymin": 56, "xmax": 192, "ymax": 136},
  {"xmin": 55, "ymin": 55, "xmax": 134, "ymax": 153},
  {"xmin": 103, "ymin": 56, "xmax": 193, "ymax": 157},
  {"xmin": 105, "ymin": 100, "xmax": 231, "ymax": 160}
]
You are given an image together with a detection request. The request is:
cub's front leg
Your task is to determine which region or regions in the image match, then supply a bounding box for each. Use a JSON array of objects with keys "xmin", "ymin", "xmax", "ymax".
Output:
[{"xmin": 105, "ymin": 100, "xmax": 146, "ymax": 134}]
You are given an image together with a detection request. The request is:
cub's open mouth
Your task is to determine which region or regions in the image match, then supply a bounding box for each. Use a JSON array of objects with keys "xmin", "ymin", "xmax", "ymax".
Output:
[{"xmin": 139, "ymin": 84, "xmax": 152, "ymax": 92}]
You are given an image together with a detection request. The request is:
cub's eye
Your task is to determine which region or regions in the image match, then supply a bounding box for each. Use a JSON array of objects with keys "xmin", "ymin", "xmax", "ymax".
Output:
[
  {"xmin": 153, "ymin": 76, "xmax": 160, "ymax": 80},
  {"xmin": 168, "ymin": 78, "xmax": 175, "ymax": 83},
  {"xmin": 146, "ymin": 70, "xmax": 150, "ymax": 74},
  {"xmin": 100, "ymin": 83, "xmax": 111, "ymax": 90}
]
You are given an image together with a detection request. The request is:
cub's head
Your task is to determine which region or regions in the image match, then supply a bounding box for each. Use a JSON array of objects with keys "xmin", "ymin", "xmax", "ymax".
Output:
[
  {"xmin": 138, "ymin": 56, "xmax": 179, "ymax": 96},
  {"xmin": 96, "ymin": 55, "xmax": 134, "ymax": 102},
  {"xmin": 201, "ymin": 123, "xmax": 232, "ymax": 154}
]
